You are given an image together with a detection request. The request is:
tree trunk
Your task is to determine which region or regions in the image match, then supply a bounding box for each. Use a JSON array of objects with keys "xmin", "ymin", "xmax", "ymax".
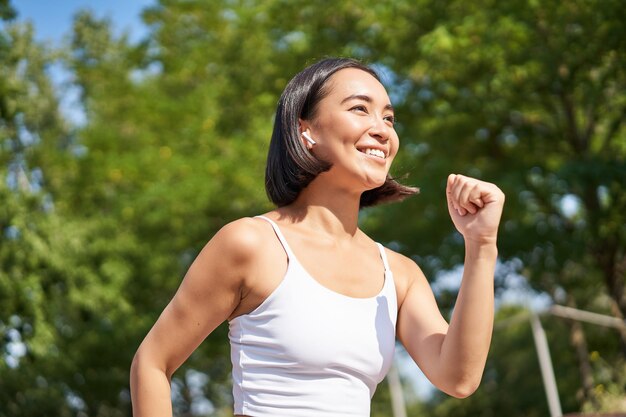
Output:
[{"xmin": 597, "ymin": 240, "xmax": 626, "ymax": 356}]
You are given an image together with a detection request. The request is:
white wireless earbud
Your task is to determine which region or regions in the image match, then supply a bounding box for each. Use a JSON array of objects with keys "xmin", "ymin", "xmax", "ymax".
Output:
[{"xmin": 301, "ymin": 131, "xmax": 316, "ymax": 146}]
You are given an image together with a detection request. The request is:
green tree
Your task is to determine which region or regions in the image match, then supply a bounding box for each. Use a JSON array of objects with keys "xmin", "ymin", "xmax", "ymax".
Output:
[
  {"xmin": 3, "ymin": 0, "xmax": 625, "ymax": 415},
  {"xmin": 0, "ymin": 8, "xmax": 142, "ymax": 417}
]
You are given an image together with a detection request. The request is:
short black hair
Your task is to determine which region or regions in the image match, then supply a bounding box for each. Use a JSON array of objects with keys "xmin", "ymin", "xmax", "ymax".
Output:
[{"xmin": 265, "ymin": 57, "xmax": 418, "ymax": 208}]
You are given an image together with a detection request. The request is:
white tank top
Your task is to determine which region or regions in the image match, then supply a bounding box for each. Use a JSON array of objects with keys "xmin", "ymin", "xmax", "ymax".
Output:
[{"xmin": 228, "ymin": 216, "xmax": 398, "ymax": 416}]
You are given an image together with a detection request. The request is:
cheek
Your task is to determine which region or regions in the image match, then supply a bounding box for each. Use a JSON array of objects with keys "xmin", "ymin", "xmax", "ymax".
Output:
[{"xmin": 389, "ymin": 136, "xmax": 400, "ymax": 159}]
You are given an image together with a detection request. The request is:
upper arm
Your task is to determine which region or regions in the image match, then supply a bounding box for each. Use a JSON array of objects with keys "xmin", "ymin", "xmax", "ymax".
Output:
[
  {"xmin": 392, "ymin": 253, "xmax": 450, "ymax": 388},
  {"xmin": 134, "ymin": 217, "xmax": 263, "ymax": 378}
]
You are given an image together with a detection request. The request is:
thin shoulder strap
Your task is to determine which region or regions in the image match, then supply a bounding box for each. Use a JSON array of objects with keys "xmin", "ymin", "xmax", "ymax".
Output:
[
  {"xmin": 255, "ymin": 215, "xmax": 295, "ymax": 260},
  {"xmin": 376, "ymin": 242, "xmax": 391, "ymax": 273}
]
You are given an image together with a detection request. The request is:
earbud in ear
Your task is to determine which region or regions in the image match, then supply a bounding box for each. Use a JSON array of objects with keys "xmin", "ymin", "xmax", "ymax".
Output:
[{"xmin": 302, "ymin": 132, "xmax": 316, "ymax": 146}]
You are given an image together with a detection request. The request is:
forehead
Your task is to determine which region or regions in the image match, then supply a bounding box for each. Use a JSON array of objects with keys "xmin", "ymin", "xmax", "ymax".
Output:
[{"xmin": 324, "ymin": 68, "xmax": 391, "ymax": 104}]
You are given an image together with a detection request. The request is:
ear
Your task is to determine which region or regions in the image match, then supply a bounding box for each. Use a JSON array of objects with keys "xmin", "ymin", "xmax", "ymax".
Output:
[{"xmin": 298, "ymin": 119, "xmax": 315, "ymax": 150}]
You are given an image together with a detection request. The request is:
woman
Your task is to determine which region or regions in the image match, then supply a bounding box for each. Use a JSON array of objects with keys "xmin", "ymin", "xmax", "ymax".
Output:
[{"xmin": 130, "ymin": 57, "xmax": 505, "ymax": 416}]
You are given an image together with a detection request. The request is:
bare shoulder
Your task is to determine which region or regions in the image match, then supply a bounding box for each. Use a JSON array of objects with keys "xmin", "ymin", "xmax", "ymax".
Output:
[
  {"xmin": 200, "ymin": 216, "xmax": 286, "ymax": 301},
  {"xmin": 382, "ymin": 246, "xmax": 430, "ymax": 309},
  {"xmin": 176, "ymin": 216, "xmax": 280, "ymax": 316},
  {"xmin": 206, "ymin": 217, "xmax": 272, "ymax": 262},
  {"xmin": 184, "ymin": 216, "xmax": 278, "ymax": 296}
]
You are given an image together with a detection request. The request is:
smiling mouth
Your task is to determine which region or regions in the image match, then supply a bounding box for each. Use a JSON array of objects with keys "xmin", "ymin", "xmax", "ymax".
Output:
[{"xmin": 358, "ymin": 148, "xmax": 386, "ymax": 159}]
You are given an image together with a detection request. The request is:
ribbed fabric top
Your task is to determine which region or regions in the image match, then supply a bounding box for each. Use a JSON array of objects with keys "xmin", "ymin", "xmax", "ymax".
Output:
[{"xmin": 228, "ymin": 216, "xmax": 398, "ymax": 417}]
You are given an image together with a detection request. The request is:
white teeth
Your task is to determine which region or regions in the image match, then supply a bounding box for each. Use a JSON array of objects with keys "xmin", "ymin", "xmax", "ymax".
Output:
[{"xmin": 364, "ymin": 148, "xmax": 385, "ymax": 159}]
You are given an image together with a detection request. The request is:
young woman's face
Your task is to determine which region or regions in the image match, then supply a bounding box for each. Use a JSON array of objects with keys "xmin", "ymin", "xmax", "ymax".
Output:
[{"xmin": 304, "ymin": 68, "xmax": 399, "ymax": 192}]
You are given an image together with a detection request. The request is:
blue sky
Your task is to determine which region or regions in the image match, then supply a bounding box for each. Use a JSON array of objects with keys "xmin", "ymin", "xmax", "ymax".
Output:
[{"xmin": 14, "ymin": 0, "xmax": 154, "ymax": 44}]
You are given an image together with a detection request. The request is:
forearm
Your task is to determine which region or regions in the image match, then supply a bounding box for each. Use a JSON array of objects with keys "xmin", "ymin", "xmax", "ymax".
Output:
[
  {"xmin": 130, "ymin": 353, "xmax": 174, "ymax": 417},
  {"xmin": 439, "ymin": 241, "xmax": 497, "ymax": 394}
]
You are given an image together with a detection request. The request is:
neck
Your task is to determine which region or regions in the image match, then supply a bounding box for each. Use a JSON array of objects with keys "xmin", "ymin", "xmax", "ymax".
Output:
[{"xmin": 278, "ymin": 180, "xmax": 362, "ymax": 238}]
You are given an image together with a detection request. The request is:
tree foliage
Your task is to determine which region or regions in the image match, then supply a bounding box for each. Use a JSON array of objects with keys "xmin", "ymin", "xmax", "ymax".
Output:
[{"xmin": 1, "ymin": 0, "xmax": 625, "ymax": 415}]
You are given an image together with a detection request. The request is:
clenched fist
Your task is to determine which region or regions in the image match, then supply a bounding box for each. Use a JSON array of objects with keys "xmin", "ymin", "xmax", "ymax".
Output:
[{"xmin": 446, "ymin": 174, "xmax": 505, "ymax": 245}]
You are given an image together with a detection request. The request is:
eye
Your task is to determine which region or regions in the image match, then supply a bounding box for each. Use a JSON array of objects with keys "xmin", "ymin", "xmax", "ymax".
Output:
[
  {"xmin": 384, "ymin": 115, "xmax": 396, "ymax": 125},
  {"xmin": 350, "ymin": 105, "xmax": 368, "ymax": 113}
]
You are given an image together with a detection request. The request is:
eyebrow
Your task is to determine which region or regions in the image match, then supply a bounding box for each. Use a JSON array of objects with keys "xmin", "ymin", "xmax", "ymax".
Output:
[{"xmin": 340, "ymin": 94, "xmax": 394, "ymax": 112}]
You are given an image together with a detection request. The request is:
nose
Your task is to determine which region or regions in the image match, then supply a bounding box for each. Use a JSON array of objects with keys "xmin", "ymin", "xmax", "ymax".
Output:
[{"xmin": 368, "ymin": 115, "xmax": 391, "ymax": 142}]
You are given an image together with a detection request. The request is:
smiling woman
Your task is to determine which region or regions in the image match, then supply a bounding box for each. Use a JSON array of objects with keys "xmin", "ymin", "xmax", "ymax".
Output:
[
  {"xmin": 265, "ymin": 58, "xmax": 417, "ymax": 208},
  {"xmin": 130, "ymin": 57, "xmax": 505, "ymax": 417}
]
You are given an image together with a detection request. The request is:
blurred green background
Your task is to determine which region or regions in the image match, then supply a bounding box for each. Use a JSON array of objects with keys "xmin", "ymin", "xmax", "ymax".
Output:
[{"xmin": 1, "ymin": 0, "xmax": 625, "ymax": 415}]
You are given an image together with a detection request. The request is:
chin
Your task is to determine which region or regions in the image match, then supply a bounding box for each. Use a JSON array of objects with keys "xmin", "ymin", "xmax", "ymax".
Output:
[{"xmin": 363, "ymin": 176, "xmax": 387, "ymax": 190}]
